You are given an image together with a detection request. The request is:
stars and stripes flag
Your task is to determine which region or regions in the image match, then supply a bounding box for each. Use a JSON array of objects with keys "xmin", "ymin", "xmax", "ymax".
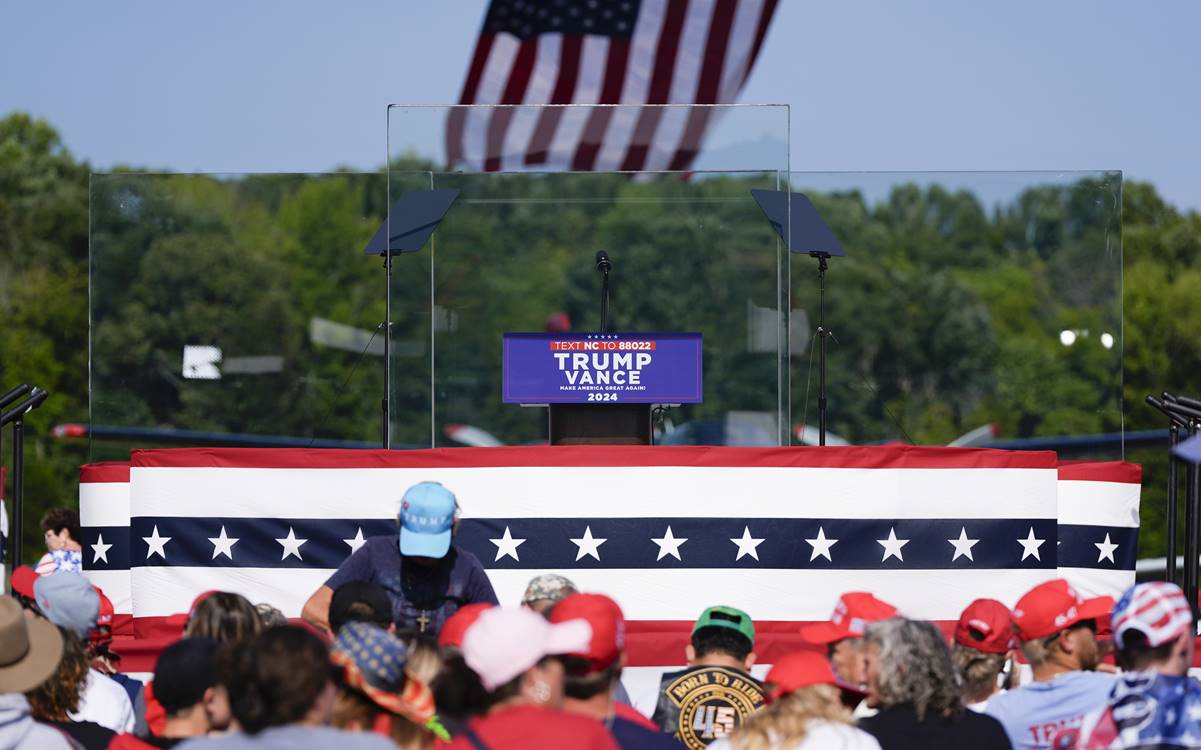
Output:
[
  {"xmin": 81, "ymin": 445, "xmax": 1141, "ymax": 708},
  {"xmin": 445, "ymin": 0, "xmax": 779, "ymax": 172}
]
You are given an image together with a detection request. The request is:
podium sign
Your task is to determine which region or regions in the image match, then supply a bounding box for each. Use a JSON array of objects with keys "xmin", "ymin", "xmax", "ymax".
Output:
[{"xmin": 503, "ymin": 333, "xmax": 702, "ymax": 404}]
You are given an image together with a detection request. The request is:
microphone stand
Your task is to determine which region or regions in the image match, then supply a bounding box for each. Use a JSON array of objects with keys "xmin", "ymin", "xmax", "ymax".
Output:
[
  {"xmin": 1, "ymin": 387, "xmax": 48, "ymax": 566},
  {"xmin": 1150, "ymin": 393, "xmax": 1201, "ymax": 613},
  {"xmin": 596, "ymin": 251, "xmax": 612, "ymax": 333},
  {"xmin": 1148, "ymin": 395, "xmax": 1188, "ymax": 585},
  {"xmin": 0, "ymin": 385, "xmax": 30, "ymax": 567},
  {"xmin": 813, "ymin": 252, "xmax": 830, "ymax": 446}
]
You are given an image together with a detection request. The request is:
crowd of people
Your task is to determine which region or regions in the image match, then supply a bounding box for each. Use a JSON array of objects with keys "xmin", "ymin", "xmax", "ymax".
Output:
[{"xmin": 3, "ymin": 485, "xmax": 1200, "ymax": 749}]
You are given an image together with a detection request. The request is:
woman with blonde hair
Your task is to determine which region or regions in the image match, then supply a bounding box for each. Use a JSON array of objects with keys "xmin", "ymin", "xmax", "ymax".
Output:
[
  {"xmin": 714, "ymin": 651, "xmax": 880, "ymax": 750},
  {"xmin": 184, "ymin": 592, "xmax": 264, "ymax": 643}
]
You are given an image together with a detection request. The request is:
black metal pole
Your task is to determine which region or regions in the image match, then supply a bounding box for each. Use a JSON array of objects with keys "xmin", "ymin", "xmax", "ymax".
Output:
[
  {"xmin": 11, "ymin": 417, "xmax": 22, "ymax": 567},
  {"xmin": 0, "ymin": 385, "xmax": 31, "ymax": 412},
  {"xmin": 816, "ymin": 254, "xmax": 828, "ymax": 446},
  {"xmin": 1168, "ymin": 421, "xmax": 1181, "ymax": 584},
  {"xmin": 600, "ymin": 270, "xmax": 610, "ymax": 333},
  {"xmin": 1186, "ymin": 421, "xmax": 1200, "ymax": 620},
  {"xmin": 1, "ymin": 419, "xmax": 5, "ymax": 569},
  {"xmin": 383, "ymin": 252, "xmax": 392, "ymax": 449}
]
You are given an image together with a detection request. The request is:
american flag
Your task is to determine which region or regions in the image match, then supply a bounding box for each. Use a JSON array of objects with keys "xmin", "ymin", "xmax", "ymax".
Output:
[
  {"xmin": 80, "ymin": 446, "xmax": 1140, "ymax": 709},
  {"xmin": 445, "ymin": 0, "xmax": 779, "ymax": 172}
]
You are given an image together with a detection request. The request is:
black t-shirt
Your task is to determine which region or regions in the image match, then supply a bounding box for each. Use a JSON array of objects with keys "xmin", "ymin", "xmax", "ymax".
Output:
[
  {"xmin": 42, "ymin": 719, "xmax": 116, "ymax": 750},
  {"xmin": 651, "ymin": 666, "xmax": 765, "ymax": 749},
  {"xmin": 858, "ymin": 703, "xmax": 1012, "ymax": 750},
  {"xmin": 324, "ymin": 539, "xmax": 498, "ymax": 635}
]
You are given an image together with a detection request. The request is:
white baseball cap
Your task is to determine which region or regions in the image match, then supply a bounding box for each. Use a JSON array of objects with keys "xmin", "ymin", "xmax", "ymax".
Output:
[{"xmin": 461, "ymin": 606, "xmax": 592, "ymax": 691}]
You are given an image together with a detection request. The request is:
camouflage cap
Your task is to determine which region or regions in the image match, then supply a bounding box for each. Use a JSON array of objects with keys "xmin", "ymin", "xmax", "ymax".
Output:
[{"xmin": 521, "ymin": 574, "xmax": 578, "ymax": 604}]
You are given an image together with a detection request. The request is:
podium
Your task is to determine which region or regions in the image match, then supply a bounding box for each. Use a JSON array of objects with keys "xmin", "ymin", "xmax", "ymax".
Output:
[
  {"xmin": 548, "ymin": 403, "xmax": 652, "ymax": 445},
  {"xmin": 502, "ymin": 332, "xmax": 703, "ymax": 447}
]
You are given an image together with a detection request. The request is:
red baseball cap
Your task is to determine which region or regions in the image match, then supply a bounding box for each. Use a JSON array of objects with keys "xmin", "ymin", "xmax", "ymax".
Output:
[
  {"xmin": 1012, "ymin": 579, "xmax": 1114, "ymax": 641},
  {"xmin": 763, "ymin": 651, "xmax": 838, "ymax": 703},
  {"xmin": 547, "ymin": 593, "xmax": 624, "ymax": 673},
  {"xmin": 10, "ymin": 566, "xmax": 38, "ymax": 600},
  {"xmin": 954, "ymin": 598, "xmax": 1016, "ymax": 654},
  {"xmin": 93, "ymin": 587, "xmax": 114, "ymax": 628},
  {"xmin": 438, "ymin": 603, "xmax": 493, "ymax": 648},
  {"xmin": 799, "ymin": 592, "xmax": 898, "ymax": 644}
]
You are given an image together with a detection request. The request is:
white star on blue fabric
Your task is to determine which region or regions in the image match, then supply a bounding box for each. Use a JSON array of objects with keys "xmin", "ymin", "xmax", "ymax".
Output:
[
  {"xmin": 570, "ymin": 526, "xmax": 607, "ymax": 561},
  {"xmin": 1017, "ymin": 527, "xmax": 1046, "ymax": 561},
  {"xmin": 730, "ymin": 526, "xmax": 765, "ymax": 561},
  {"xmin": 143, "ymin": 525, "xmax": 171, "ymax": 559},
  {"xmin": 1095, "ymin": 533, "xmax": 1119, "ymax": 564},
  {"xmin": 343, "ymin": 527, "xmax": 367, "ymax": 553},
  {"xmin": 91, "ymin": 533, "xmax": 112, "ymax": 564},
  {"xmin": 948, "ymin": 527, "xmax": 980, "ymax": 561},
  {"xmin": 275, "ymin": 526, "xmax": 307, "ymax": 560},
  {"xmin": 805, "ymin": 527, "xmax": 838, "ymax": 561},
  {"xmin": 877, "ymin": 527, "xmax": 909, "ymax": 562},
  {"xmin": 490, "ymin": 526, "xmax": 526, "ymax": 562},
  {"xmin": 652, "ymin": 526, "xmax": 688, "ymax": 561},
  {"xmin": 208, "ymin": 526, "xmax": 239, "ymax": 560}
]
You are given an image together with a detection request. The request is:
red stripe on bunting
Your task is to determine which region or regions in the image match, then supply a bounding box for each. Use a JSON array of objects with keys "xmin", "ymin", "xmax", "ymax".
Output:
[
  {"xmin": 80, "ymin": 462, "xmax": 131, "ymax": 483},
  {"xmin": 130, "ymin": 445, "xmax": 1058, "ymax": 471},
  {"xmin": 1057, "ymin": 461, "xmax": 1143, "ymax": 484}
]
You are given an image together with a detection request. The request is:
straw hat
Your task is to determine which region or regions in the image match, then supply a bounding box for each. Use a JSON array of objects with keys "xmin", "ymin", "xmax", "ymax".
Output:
[{"xmin": 0, "ymin": 596, "xmax": 64, "ymax": 693}]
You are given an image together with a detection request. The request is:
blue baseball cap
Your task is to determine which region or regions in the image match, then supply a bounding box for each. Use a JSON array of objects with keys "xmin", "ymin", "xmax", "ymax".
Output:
[
  {"xmin": 34, "ymin": 572, "xmax": 100, "ymax": 639},
  {"xmin": 398, "ymin": 482, "xmax": 456, "ymax": 558}
]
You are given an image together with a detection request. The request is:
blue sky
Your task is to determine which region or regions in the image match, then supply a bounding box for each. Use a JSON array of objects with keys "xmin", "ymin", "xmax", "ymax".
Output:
[{"xmin": 2, "ymin": 0, "xmax": 1198, "ymax": 210}]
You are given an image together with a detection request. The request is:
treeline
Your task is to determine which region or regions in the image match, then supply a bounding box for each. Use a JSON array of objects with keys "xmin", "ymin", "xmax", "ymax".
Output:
[{"xmin": 2, "ymin": 112, "xmax": 1200, "ymax": 560}]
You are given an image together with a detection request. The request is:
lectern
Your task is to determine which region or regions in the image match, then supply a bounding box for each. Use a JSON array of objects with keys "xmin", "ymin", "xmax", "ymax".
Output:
[{"xmin": 548, "ymin": 403, "xmax": 652, "ymax": 445}]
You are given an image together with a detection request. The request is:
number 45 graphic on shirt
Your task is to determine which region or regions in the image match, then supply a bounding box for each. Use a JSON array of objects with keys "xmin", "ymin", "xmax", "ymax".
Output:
[{"xmin": 693, "ymin": 706, "xmax": 737, "ymax": 739}]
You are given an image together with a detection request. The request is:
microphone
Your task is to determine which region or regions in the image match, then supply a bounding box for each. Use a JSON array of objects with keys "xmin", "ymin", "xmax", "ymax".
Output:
[{"xmin": 595, "ymin": 250, "xmax": 612, "ymax": 274}]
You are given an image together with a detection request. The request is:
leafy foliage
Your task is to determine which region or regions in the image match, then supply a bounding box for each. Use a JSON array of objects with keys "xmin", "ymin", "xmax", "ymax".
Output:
[{"xmin": 1, "ymin": 113, "xmax": 1198, "ymax": 562}]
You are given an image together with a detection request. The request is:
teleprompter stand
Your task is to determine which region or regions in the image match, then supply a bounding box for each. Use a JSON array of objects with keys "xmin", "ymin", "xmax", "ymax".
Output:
[
  {"xmin": 363, "ymin": 189, "xmax": 460, "ymax": 448},
  {"xmin": 548, "ymin": 250, "xmax": 651, "ymax": 446},
  {"xmin": 751, "ymin": 189, "xmax": 846, "ymax": 446}
]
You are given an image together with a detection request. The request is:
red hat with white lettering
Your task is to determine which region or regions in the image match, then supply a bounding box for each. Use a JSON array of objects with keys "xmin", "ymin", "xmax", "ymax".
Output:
[
  {"xmin": 798, "ymin": 592, "xmax": 898, "ymax": 644},
  {"xmin": 954, "ymin": 598, "xmax": 1016, "ymax": 654},
  {"xmin": 1012, "ymin": 579, "xmax": 1113, "ymax": 641}
]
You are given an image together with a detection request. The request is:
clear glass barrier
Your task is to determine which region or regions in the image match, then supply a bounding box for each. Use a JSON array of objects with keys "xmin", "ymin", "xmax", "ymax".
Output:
[
  {"xmin": 388, "ymin": 104, "xmax": 792, "ymax": 447},
  {"xmin": 89, "ymin": 122, "xmax": 1119, "ymax": 453},
  {"xmin": 786, "ymin": 171, "xmax": 1122, "ymax": 448}
]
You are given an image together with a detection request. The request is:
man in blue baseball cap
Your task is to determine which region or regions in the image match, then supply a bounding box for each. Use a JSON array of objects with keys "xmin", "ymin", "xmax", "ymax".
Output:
[{"xmin": 302, "ymin": 481, "xmax": 497, "ymax": 637}]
